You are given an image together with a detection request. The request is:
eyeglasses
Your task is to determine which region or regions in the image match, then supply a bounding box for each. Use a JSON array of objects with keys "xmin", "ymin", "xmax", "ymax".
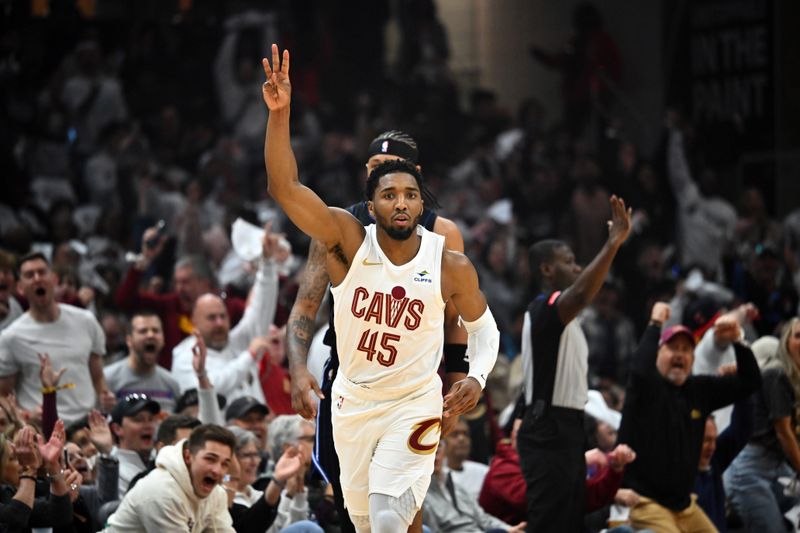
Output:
[{"xmin": 238, "ymin": 452, "xmax": 261, "ymax": 461}]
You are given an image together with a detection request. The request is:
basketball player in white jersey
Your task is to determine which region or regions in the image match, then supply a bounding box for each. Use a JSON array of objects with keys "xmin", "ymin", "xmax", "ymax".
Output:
[{"xmin": 262, "ymin": 45, "xmax": 499, "ymax": 533}]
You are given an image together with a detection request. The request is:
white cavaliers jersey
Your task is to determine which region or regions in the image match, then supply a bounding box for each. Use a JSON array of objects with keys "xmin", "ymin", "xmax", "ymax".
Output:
[{"xmin": 331, "ymin": 224, "xmax": 446, "ymax": 398}]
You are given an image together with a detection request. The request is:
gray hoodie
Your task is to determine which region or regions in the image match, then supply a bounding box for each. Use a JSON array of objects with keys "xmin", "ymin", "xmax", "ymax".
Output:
[{"xmin": 104, "ymin": 439, "xmax": 234, "ymax": 532}]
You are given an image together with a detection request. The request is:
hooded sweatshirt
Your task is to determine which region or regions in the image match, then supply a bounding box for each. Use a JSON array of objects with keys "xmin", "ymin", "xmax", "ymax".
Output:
[{"xmin": 104, "ymin": 439, "xmax": 234, "ymax": 532}]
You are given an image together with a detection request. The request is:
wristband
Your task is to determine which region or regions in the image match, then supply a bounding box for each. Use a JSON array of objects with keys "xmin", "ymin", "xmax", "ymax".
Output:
[
  {"xmin": 272, "ymin": 477, "xmax": 287, "ymax": 489},
  {"xmin": 19, "ymin": 474, "xmax": 37, "ymax": 482},
  {"xmin": 443, "ymin": 344, "xmax": 469, "ymax": 374},
  {"xmin": 648, "ymin": 319, "xmax": 663, "ymax": 328},
  {"xmin": 40, "ymin": 383, "xmax": 76, "ymax": 394}
]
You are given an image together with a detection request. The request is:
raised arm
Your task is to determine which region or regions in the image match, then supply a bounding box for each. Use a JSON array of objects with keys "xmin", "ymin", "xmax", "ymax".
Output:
[
  {"xmin": 287, "ymin": 238, "xmax": 328, "ymax": 419},
  {"xmin": 228, "ymin": 224, "xmax": 280, "ymax": 352},
  {"xmin": 705, "ymin": 341, "xmax": 761, "ymax": 412},
  {"xmin": 630, "ymin": 303, "xmax": 670, "ymax": 379},
  {"xmin": 262, "ymin": 44, "xmax": 352, "ymax": 249},
  {"xmin": 556, "ymin": 195, "xmax": 632, "ymax": 324},
  {"xmin": 666, "ymin": 124, "xmax": 700, "ymax": 208}
]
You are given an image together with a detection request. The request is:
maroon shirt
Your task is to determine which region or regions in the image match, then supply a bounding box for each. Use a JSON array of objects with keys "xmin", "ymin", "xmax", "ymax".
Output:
[{"xmin": 115, "ymin": 267, "xmax": 244, "ymax": 369}]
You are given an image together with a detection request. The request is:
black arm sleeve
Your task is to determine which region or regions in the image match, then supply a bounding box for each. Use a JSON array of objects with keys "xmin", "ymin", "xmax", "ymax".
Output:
[
  {"xmin": 706, "ymin": 342, "xmax": 762, "ymax": 413},
  {"xmin": 629, "ymin": 325, "xmax": 660, "ymax": 379},
  {"xmin": 714, "ymin": 397, "xmax": 754, "ymax": 472},
  {"xmin": 443, "ymin": 344, "xmax": 469, "ymax": 374}
]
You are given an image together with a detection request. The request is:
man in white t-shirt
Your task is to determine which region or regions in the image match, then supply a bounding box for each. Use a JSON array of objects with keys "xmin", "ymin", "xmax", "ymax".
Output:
[
  {"xmin": 0, "ymin": 252, "xmax": 113, "ymax": 422},
  {"xmin": 105, "ymin": 311, "xmax": 182, "ymax": 413}
]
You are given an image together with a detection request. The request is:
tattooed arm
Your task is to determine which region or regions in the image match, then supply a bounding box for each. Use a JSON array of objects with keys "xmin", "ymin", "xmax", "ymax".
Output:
[{"xmin": 287, "ymin": 239, "xmax": 330, "ymax": 419}]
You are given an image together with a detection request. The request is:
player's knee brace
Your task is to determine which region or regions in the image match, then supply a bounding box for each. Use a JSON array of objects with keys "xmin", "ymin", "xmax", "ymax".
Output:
[
  {"xmin": 369, "ymin": 490, "xmax": 417, "ymax": 532},
  {"xmin": 350, "ymin": 513, "xmax": 371, "ymax": 533}
]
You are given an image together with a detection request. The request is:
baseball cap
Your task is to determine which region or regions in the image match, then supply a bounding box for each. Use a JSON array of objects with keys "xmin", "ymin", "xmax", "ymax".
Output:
[
  {"xmin": 225, "ymin": 396, "xmax": 269, "ymax": 421},
  {"xmin": 111, "ymin": 393, "xmax": 160, "ymax": 425},
  {"xmin": 174, "ymin": 388, "xmax": 227, "ymax": 415},
  {"xmin": 659, "ymin": 325, "xmax": 697, "ymax": 347}
]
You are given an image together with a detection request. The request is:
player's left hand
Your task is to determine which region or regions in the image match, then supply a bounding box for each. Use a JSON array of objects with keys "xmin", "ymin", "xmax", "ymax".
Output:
[
  {"xmin": 261, "ymin": 44, "xmax": 291, "ymax": 111},
  {"xmin": 443, "ymin": 377, "xmax": 482, "ymax": 418}
]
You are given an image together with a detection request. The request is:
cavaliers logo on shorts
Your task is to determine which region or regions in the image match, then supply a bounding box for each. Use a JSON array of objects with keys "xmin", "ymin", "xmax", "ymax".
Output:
[{"xmin": 407, "ymin": 417, "xmax": 441, "ymax": 455}]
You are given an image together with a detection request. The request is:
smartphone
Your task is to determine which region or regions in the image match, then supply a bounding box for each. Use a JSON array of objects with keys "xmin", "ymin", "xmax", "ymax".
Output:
[{"xmin": 145, "ymin": 220, "xmax": 167, "ymax": 249}]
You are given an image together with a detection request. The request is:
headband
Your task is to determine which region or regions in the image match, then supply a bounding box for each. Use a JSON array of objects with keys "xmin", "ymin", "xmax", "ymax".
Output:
[{"xmin": 366, "ymin": 138, "xmax": 418, "ymax": 163}]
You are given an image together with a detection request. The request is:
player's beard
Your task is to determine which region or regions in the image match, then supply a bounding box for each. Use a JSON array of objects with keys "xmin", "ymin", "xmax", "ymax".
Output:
[{"xmin": 378, "ymin": 212, "xmax": 420, "ymax": 241}]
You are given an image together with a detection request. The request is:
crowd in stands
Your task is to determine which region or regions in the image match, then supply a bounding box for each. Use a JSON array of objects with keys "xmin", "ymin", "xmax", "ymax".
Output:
[{"xmin": 1, "ymin": 1, "xmax": 800, "ymax": 532}]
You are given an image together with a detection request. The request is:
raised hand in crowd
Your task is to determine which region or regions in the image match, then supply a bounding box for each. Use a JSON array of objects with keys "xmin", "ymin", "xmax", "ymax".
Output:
[
  {"xmin": 264, "ymin": 445, "xmax": 304, "ymax": 506},
  {"xmin": 37, "ymin": 419, "xmax": 66, "ymax": 466},
  {"xmin": 651, "ymin": 301, "xmax": 671, "ymax": 324},
  {"xmin": 261, "ymin": 220, "xmax": 278, "ymax": 261},
  {"xmin": 585, "ymin": 448, "xmax": 608, "ymax": 471},
  {"xmin": 0, "ymin": 392, "xmax": 24, "ymax": 432},
  {"xmin": 65, "ymin": 467, "xmax": 82, "ymax": 502},
  {"xmin": 38, "ymin": 352, "xmax": 66, "ymax": 389},
  {"xmin": 88, "ymin": 408, "xmax": 114, "ymax": 455},
  {"xmin": 247, "ymin": 336, "xmax": 271, "ymax": 362},
  {"xmin": 135, "ymin": 222, "xmax": 168, "ymax": 270},
  {"xmin": 14, "ymin": 425, "xmax": 43, "ymax": 473},
  {"xmin": 284, "ymin": 446, "xmax": 307, "ymax": 498},
  {"xmin": 192, "ymin": 329, "xmax": 211, "ymax": 390},
  {"xmin": 713, "ymin": 303, "xmax": 758, "ymax": 346},
  {"xmin": 274, "ymin": 445, "xmax": 303, "ymax": 482},
  {"xmin": 608, "ymin": 443, "xmax": 636, "ymax": 473}
]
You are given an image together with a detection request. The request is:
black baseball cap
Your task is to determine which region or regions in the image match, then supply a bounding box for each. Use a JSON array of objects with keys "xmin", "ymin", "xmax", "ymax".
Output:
[
  {"xmin": 225, "ymin": 396, "xmax": 269, "ymax": 421},
  {"xmin": 175, "ymin": 388, "xmax": 227, "ymax": 414},
  {"xmin": 111, "ymin": 393, "xmax": 161, "ymax": 425}
]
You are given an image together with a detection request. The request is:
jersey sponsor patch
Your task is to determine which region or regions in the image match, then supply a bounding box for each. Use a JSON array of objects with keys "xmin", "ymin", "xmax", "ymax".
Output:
[
  {"xmin": 413, "ymin": 269, "xmax": 432, "ymax": 284},
  {"xmin": 407, "ymin": 417, "xmax": 441, "ymax": 455}
]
